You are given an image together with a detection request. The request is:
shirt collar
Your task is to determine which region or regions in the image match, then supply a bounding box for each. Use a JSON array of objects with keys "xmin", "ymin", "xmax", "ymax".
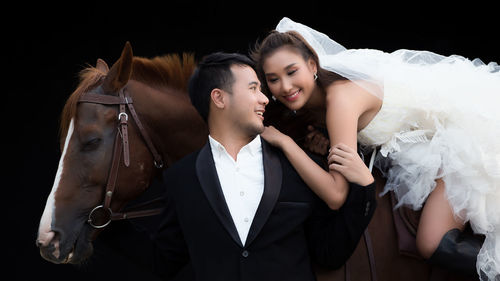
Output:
[
  {"xmin": 208, "ymin": 135, "xmax": 226, "ymax": 159},
  {"xmin": 208, "ymin": 135, "xmax": 262, "ymax": 159},
  {"xmin": 245, "ymin": 135, "xmax": 262, "ymax": 157}
]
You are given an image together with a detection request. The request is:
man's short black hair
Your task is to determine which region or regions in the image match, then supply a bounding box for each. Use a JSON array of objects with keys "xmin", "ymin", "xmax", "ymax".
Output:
[{"xmin": 188, "ymin": 52, "xmax": 255, "ymax": 122}]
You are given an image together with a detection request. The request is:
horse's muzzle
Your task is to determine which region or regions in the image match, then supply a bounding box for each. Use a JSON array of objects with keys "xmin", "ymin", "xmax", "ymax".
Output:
[
  {"xmin": 37, "ymin": 228, "xmax": 92, "ymax": 264},
  {"xmin": 37, "ymin": 231, "xmax": 69, "ymax": 264}
]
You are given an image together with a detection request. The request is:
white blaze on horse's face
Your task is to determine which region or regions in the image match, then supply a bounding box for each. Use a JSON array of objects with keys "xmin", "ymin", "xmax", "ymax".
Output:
[{"xmin": 37, "ymin": 119, "xmax": 74, "ymax": 256}]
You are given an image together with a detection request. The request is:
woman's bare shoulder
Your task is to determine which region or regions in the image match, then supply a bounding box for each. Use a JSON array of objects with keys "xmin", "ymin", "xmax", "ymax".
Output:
[
  {"xmin": 326, "ymin": 80, "xmax": 374, "ymax": 96},
  {"xmin": 325, "ymin": 81, "xmax": 363, "ymax": 108},
  {"xmin": 326, "ymin": 80, "xmax": 381, "ymax": 112}
]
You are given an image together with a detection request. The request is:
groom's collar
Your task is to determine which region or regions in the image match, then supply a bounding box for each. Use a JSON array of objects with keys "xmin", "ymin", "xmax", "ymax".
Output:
[{"xmin": 208, "ymin": 135, "xmax": 262, "ymax": 158}]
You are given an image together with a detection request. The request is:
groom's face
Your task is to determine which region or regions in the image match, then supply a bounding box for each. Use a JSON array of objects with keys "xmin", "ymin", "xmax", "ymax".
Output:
[{"xmin": 225, "ymin": 65, "xmax": 269, "ymax": 136}]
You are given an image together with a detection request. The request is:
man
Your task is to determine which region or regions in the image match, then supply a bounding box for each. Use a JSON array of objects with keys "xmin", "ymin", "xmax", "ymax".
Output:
[{"xmin": 111, "ymin": 52, "xmax": 376, "ymax": 281}]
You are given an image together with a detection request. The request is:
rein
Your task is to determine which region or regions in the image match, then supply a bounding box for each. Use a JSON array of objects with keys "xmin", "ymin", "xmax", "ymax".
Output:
[{"xmin": 78, "ymin": 86, "xmax": 165, "ymax": 229}]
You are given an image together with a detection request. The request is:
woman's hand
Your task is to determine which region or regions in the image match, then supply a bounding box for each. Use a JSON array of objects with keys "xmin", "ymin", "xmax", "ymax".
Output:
[
  {"xmin": 260, "ymin": 126, "xmax": 291, "ymax": 149},
  {"xmin": 304, "ymin": 125, "xmax": 330, "ymax": 155},
  {"xmin": 328, "ymin": 143, "xmax": 374, "ymax": 186}
]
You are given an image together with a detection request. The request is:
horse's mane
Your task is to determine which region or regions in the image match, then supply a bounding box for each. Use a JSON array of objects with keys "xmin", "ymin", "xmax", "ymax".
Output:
[
  {"xmin": 59, "ymin": 53, "xmax": 196, "ymax": 145},
  {"xmin": 131, "ymin": 53, "xmax": 195, "ymax": 92}
]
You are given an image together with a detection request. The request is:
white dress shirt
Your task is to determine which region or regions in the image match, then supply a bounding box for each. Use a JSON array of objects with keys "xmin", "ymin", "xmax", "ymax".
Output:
[{"xmin": 208, "ymin": 135, "xmax": 265, "ymax": 246}]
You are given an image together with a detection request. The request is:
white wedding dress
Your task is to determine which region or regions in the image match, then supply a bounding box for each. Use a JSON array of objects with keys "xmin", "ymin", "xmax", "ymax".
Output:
[{"xmin": 276, "ymin": 17, "xmax": 500, "ymax": 280}]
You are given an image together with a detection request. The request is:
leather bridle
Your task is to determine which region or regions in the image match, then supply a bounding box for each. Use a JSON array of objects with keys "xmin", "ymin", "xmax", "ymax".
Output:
[{"xmin": 78, "ymin": 85, "xmax": 165, "ymax": 229}]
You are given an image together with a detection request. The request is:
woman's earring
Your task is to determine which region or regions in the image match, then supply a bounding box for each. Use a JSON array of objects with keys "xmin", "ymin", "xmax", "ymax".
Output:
[
  {"xmin": 272, "ymin": 96, "xmax": 277, "ymax": 101},
  {"xmin": 314, "ymin": 72, "xmax": 318, "ymax": 81}
]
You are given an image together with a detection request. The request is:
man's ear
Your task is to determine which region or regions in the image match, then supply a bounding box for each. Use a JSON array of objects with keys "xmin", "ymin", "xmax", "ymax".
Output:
[{"xmin": 210, "ymin": 88, "xmax": 226, "ymax": 109}]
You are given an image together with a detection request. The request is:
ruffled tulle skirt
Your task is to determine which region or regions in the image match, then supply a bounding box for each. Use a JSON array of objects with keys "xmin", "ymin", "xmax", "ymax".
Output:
[{"xmin": 357, "ymin": 50, "xmax": 500, "ymax": 280}]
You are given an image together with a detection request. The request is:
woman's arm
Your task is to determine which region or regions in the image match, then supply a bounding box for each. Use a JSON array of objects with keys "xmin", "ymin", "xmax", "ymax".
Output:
[
  {"xmin": 261, "ymin": 82, "xmax": 375, "ymax": 210},
  {"xmin": 262, "ymin": 126, "xmax": 347, "ymax": 210}
]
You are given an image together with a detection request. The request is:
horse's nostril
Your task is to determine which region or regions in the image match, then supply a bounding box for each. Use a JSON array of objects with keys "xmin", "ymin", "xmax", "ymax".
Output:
[{"xmin": 36, "ymin": 230, "xmax": 56, "ymax": 248}]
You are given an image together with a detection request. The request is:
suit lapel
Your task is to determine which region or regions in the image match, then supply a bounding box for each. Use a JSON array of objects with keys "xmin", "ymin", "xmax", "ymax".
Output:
[
  {"xmin": 245, "ymin": 140, "xmax": 282, "ymax": 247},
  {"xmin": 196, "ymin": 142, "xmax": 243, "ymax": 248}
]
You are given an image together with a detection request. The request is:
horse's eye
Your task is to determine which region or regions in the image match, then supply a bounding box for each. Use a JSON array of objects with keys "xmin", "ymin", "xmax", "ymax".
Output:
[{"xmin": 82, "ymin": 138, "xmax": 101, "ymax": 151}]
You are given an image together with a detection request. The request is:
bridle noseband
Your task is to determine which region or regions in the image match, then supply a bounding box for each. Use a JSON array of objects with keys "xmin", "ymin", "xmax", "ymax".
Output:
[{"xmin": 78, "ymin": 85, "xmax": 166, "ymax": 229}]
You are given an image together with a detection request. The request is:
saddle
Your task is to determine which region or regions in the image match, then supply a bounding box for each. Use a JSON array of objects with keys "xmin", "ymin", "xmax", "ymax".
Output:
[{"xmin": 389, "ymin": 191, "xmax": 422, "ymax": 259}]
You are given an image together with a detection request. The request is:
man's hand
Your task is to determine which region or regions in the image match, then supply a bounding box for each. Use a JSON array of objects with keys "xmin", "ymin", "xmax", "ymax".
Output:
[{"xmin": 304, "ymin": 125, "xmax": 330, "ymax": 155}]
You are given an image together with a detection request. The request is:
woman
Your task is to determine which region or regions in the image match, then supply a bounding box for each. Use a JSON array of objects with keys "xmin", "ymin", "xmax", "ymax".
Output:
[{"xmin": 255, "ymin": 17, "xmax": 499, "ymax": 280}]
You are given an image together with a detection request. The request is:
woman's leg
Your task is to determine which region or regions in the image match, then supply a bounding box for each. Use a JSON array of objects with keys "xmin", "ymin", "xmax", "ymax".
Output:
[
  {"xmin": 416, "ymin": 178, "xmax": 483, "ymax": 278},
  {"xmin": 416, "ymin": 178, "xmax": 465, "ymax": 258}
]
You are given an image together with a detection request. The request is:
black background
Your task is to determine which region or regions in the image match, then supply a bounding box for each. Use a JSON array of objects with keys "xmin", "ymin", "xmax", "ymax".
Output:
[{"xmin": 7, "ymin": 1, "xmax": 498, "ymax": 280}]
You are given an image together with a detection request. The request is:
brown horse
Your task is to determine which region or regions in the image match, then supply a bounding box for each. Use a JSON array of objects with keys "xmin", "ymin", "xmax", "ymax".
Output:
[
  {"xmin": 36, "ymin": 42, "xmax": 207, "ymax": 264},
  {"xmin": 36, "ymin": 42, "xmax": 474, "ymax": 280}
]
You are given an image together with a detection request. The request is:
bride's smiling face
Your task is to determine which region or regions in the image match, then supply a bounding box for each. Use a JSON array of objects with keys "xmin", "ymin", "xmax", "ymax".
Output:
[{"xmin": 262, "ymin": 47, "xmax": 317, "ymax": 111}]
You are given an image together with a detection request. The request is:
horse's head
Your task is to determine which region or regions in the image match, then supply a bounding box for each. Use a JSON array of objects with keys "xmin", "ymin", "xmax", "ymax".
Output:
[{"xmin": 36, "ymin": 42, "xmax": 161, "ymax": 264}]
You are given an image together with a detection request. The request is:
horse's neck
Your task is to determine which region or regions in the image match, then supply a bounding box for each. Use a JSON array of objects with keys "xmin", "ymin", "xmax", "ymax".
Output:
[{"xmin": 130, "ymin": 82, "xmax": 208, "ymax": 164}]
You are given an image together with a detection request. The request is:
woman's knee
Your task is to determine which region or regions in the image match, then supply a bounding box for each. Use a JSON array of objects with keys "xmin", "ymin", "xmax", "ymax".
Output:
[{"xmin": 416, "ymin": 179, "xmax": 465, "ymax": 259}]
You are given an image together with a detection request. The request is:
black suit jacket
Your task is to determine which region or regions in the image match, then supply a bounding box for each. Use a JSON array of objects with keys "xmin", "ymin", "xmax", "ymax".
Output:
[{"xmin": 146, "ymin": 139, "xmax": 376, "ymax": 281}]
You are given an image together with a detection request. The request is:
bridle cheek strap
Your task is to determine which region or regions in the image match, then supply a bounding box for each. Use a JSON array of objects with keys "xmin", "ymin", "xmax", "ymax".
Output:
[
  {"xmin": 79, "ymin": 87, "xmax": 165, "ymax": 230},
  {"xmin": 104, "ymin": 132, "xmax": 123, "ymax": 209}
]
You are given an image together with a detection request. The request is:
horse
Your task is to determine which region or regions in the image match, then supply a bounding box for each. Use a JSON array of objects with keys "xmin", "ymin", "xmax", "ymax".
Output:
[
  {"xmin": 36, "ymin": 42, "xmax": 477, "ymax": 281},
  {"xmin": 36, "ymin": 42, "xmax": 207, "ymax": 265}
]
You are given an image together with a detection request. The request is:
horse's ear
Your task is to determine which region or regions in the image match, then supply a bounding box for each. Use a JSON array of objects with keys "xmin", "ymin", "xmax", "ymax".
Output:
[
  {"xmin": 96, "ymin": 58, "xmax": 109, "ymax": 73},
  {"xmin": 101, "ymin": 41, "xmax": 133, "ymax": 94}
]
